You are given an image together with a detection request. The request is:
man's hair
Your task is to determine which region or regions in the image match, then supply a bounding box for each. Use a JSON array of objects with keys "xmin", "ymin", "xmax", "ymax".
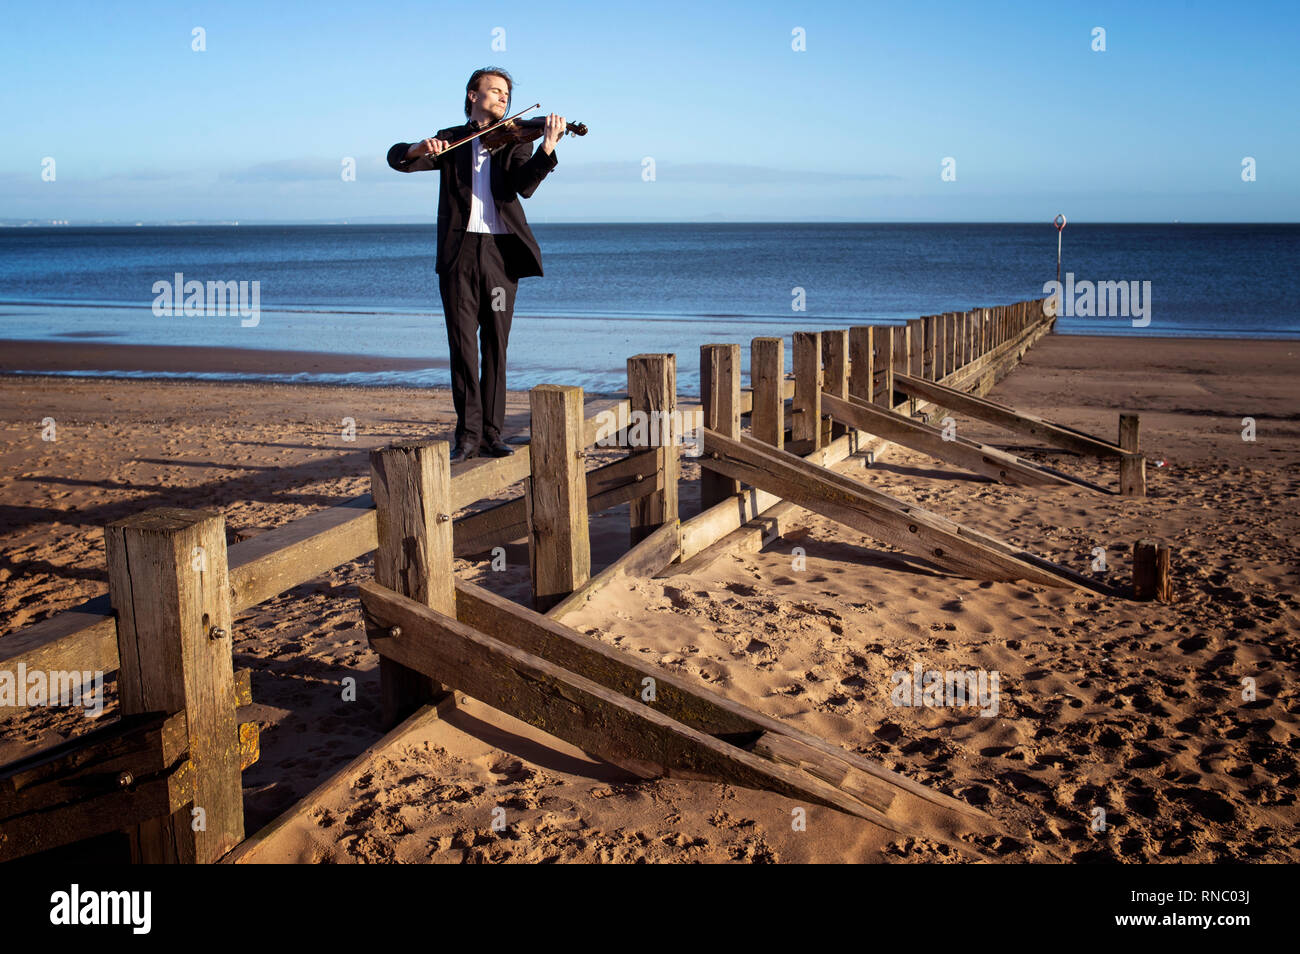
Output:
[{"xmin": 464, "ymin": 67, "xmax": 514, "ymax": 119}]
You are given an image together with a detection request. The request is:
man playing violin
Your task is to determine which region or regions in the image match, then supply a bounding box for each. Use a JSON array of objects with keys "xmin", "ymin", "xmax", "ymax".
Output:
[{"xmin": 387, "ymin": 67, "xmax": 566, "ymax": 462}]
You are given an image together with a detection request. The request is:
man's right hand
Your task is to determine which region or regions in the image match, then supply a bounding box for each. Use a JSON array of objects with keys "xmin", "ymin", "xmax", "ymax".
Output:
[{"xmin": 408, "ymin": 137, "xmax": 449, "ymax": 161}]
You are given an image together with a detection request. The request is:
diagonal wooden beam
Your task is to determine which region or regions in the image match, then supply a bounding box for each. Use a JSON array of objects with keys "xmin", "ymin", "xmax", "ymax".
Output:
[
  {"xmin": 364, "ymin": 581, "xmax": 900, "ymax": 825},
  {"xmin": 736, "ymin": 434, "xmax": 1115, "ymax": 595},
  {"xmin": 546, "ymin": 519, "xmax": 681, "ymax": 619},
  {"xmin": 893, "ymin": 373, "xmax": 1125, "ymax": 458},
  {"xmin": 0, "ymin": 710, "xmax": 193, "ymax": 862},
  {"xmin": 821, "ymin": 392, "xmax": 1079, "ymax": 489},
  {"xmin": 366, "ymin": 580, "xmax": 1002, "ymax": 856},
  {"xmin": 700, "ymin": 427, "xmax": 1077, "ymax": 587},
  {"xmin": 452, "ymin": 575, "xmax": 990, "ymax": 825}
]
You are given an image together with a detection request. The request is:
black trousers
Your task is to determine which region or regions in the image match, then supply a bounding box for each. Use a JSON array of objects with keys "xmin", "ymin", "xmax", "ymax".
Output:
[{"xmin": 438, "ymin": 232, "xmax": 521, "ymax": 448}]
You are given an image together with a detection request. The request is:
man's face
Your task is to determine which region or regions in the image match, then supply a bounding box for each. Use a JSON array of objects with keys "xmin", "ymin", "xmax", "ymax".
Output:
[{"xmin": 472, "ymin": 76, "xmax": 510, "ymax": 121}]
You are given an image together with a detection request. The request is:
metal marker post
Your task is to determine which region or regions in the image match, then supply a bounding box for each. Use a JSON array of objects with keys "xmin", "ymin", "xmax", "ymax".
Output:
[{"xmin": 1054, "ymin": 213, "xmax": 1067, "ymax": 286}]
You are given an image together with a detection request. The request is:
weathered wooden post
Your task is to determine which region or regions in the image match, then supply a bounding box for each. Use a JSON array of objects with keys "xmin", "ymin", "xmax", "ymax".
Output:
[
  {"xmin": 848, "ymin": 326, "xmax": 872, "ymax": 402},
  {"xmin": 529, "ymin": 384, "xmax": 592, "ymax": 609},
  {"xmin": 628, "ymin": 355, "xmax": 678, "ymax": 546},
  {"xmin": 891, "ymin": 323, "xmax": 909, "ymax": 407},
  {"xmin": 701, "ymin": 343, "xmax": 741, "ymax": 509},
  {"xmin": 872, "ymin": 325, "xmax": 893, "ymax": 408},
  {"xmin": 906, "ymin": 318, "xmax": 923, "ymax": 378},
  {"xmin": 922, "ymin": 316, "xmax": 937, "ymax": 381},
  {"xmin": 1133, "ymin": 539, "xmax": 1173, "ymax": 601},
  {"xmin": 822, "ymin": 329, "xmax": 848, "ymax": 441},
  {"xmin": 751, "ymin": 337, "xmax": 784, "ymax": 449},
  {"xmin": 792, "ymin": 331, "xmax": 822, "ymax": 451},
  {"xmin": 1118, "ymin": 413, "xmax": 1146, "ymax": 497},
  {"xmin": 105, "ymin": 507, "xmax": 243, "ymax": 863},
  {"xmin": 948, "ymin": 313, "xmax": 961, "ymax": 378},
  {"xmin": 369, "ymin": 441, "xmax": 456, "ymax": 727}
]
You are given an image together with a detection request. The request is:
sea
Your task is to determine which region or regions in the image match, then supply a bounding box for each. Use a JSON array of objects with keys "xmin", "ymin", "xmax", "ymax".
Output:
[{"xmin": 1, "ymin": 223, "xmax": 1296, "ymax": 396}]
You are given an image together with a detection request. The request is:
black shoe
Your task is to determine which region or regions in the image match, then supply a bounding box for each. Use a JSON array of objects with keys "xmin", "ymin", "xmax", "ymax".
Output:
[
  {"xmin": 481, "ymin": 439, "xmax": 515, "ymax": 458},
  {"xmin": 450, "ymin": 443, "xmax": 479, "ymax": 463}
]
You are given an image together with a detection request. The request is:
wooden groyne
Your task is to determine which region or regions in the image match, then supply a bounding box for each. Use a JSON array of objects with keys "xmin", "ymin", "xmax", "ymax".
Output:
[{"xmin": 0, "ymin": 295, "xmax": 1155, "ymax": 862}]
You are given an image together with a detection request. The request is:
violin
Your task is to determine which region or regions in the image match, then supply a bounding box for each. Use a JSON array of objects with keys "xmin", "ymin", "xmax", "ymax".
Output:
[{"xmin": 419, "ymin": 103, "xmax": 588, "ymax": 161}]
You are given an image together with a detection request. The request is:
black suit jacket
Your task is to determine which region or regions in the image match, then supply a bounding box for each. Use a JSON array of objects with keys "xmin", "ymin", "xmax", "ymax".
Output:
[{"xmin": 387, "ymin": 120, "xmax": 557, "ymax": 279}]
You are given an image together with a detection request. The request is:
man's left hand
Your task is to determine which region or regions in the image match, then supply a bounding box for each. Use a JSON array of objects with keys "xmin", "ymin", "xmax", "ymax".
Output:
[{"xmin": 541, "ymin": 113, "xmax": 566, "ymax": 154}]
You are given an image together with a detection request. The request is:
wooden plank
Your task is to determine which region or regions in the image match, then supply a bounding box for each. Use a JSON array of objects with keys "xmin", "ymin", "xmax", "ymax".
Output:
[
  {"xmin": 700, "ymin": 344, "xmax": 742, "ymax": 508},
  {"xmin": 446, "ymin": 395, "xmax": 631, "ymax": 512},
  {"xmin": 370, "ymin": 441, "xmax": 455, "ymax": 727},
  {"xmin": 700, "ymin": 428, "xmax": 1076, "ymax": 586},
  {"xmin": 450, "ymin": 578, "xmax": 991, "ymax": 827},
  {"xmin": 628, "ymin": 355, "xmax": 678, "ymax": 545},
  {"xmin": 893, "ymin": 373, "xmax": 1126, "ymax": 458},
  {"xmin": 791, "ymin": 331, "xmax": 822, "ymax": 450},
  {"xmin": 679, "ymin": 486, "xmax": 784, "ymax": 562},
  {"xmin": 0, "ymin": 756, "xmax": 193, "ymax": 863},
  {"xmin": 105, "ymin": 507, "xmax": 242, "ymax": 863},
  {"xmin": 751, "ymin": 732, "xmax": 892, "ymax": 814},
  {"xmin": 528, "ymin": 385, "xmax": 591, "ymax": 612},
  {"xmin": 665, "ymin": 500, "xmax": 802, "ymax": 578},
  {"xmin": 227, "ymin": 494, "xmax": 374, "ymax": 611},
  {"xmin": 821, "ymin": 392, "xmax": 1077, "ymax": 488},
  {"xmin": 547, "ymin": 519, "xmax": 681, "ymax": 619},
  {"xmin": 0, "ymin": 710, "xmax": 188, "ymax": 819},
  {"xmin": 675, "ymin": 421, "xmax": 880, "ymax": 564},
  {"xmin": 750, "ymin": 338, "xmax": 784, "ymax": 449},
  {"xmin": 0, "ymin": 597, "xmax": 118, "ymax": 683},
  {"xmin": 365, "ymin": 581, "xmax": 952, "ymax": 836},
  {"xmin": 740, "ymin": 429, "xmax": 1112, "ymax": 592},
  {"xmin": 453, "ymin": 449, "xmax": 661, "ymax": 555}
]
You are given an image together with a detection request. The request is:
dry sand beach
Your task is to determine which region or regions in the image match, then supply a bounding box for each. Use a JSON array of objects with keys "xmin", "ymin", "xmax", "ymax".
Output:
[{"xmin": 1, "ymin": 334, "xmax": 1297, "ymax": 863}]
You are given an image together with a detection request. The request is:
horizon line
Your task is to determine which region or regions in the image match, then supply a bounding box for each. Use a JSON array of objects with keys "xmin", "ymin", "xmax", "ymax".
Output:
[{"xmin": 5, "ymin": 220, "xmax": 1300, "ymax": 228}]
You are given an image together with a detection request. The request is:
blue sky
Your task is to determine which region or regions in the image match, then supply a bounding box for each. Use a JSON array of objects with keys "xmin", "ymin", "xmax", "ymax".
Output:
[{"xmin": 2, "ymin": 0, "xmax": 1296, "ymax": 223}]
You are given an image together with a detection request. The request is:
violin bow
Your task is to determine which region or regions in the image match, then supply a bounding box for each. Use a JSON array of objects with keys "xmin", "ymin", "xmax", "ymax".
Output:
[{"xmin": 418, "ymin": 102, "xmax": 541, "ymax": 160}]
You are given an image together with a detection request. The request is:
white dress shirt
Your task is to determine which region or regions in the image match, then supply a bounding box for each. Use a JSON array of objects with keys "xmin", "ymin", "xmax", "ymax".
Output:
[{"xmin": 466, "ymin": 135, "xmax": 508, "ymax": 234}]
